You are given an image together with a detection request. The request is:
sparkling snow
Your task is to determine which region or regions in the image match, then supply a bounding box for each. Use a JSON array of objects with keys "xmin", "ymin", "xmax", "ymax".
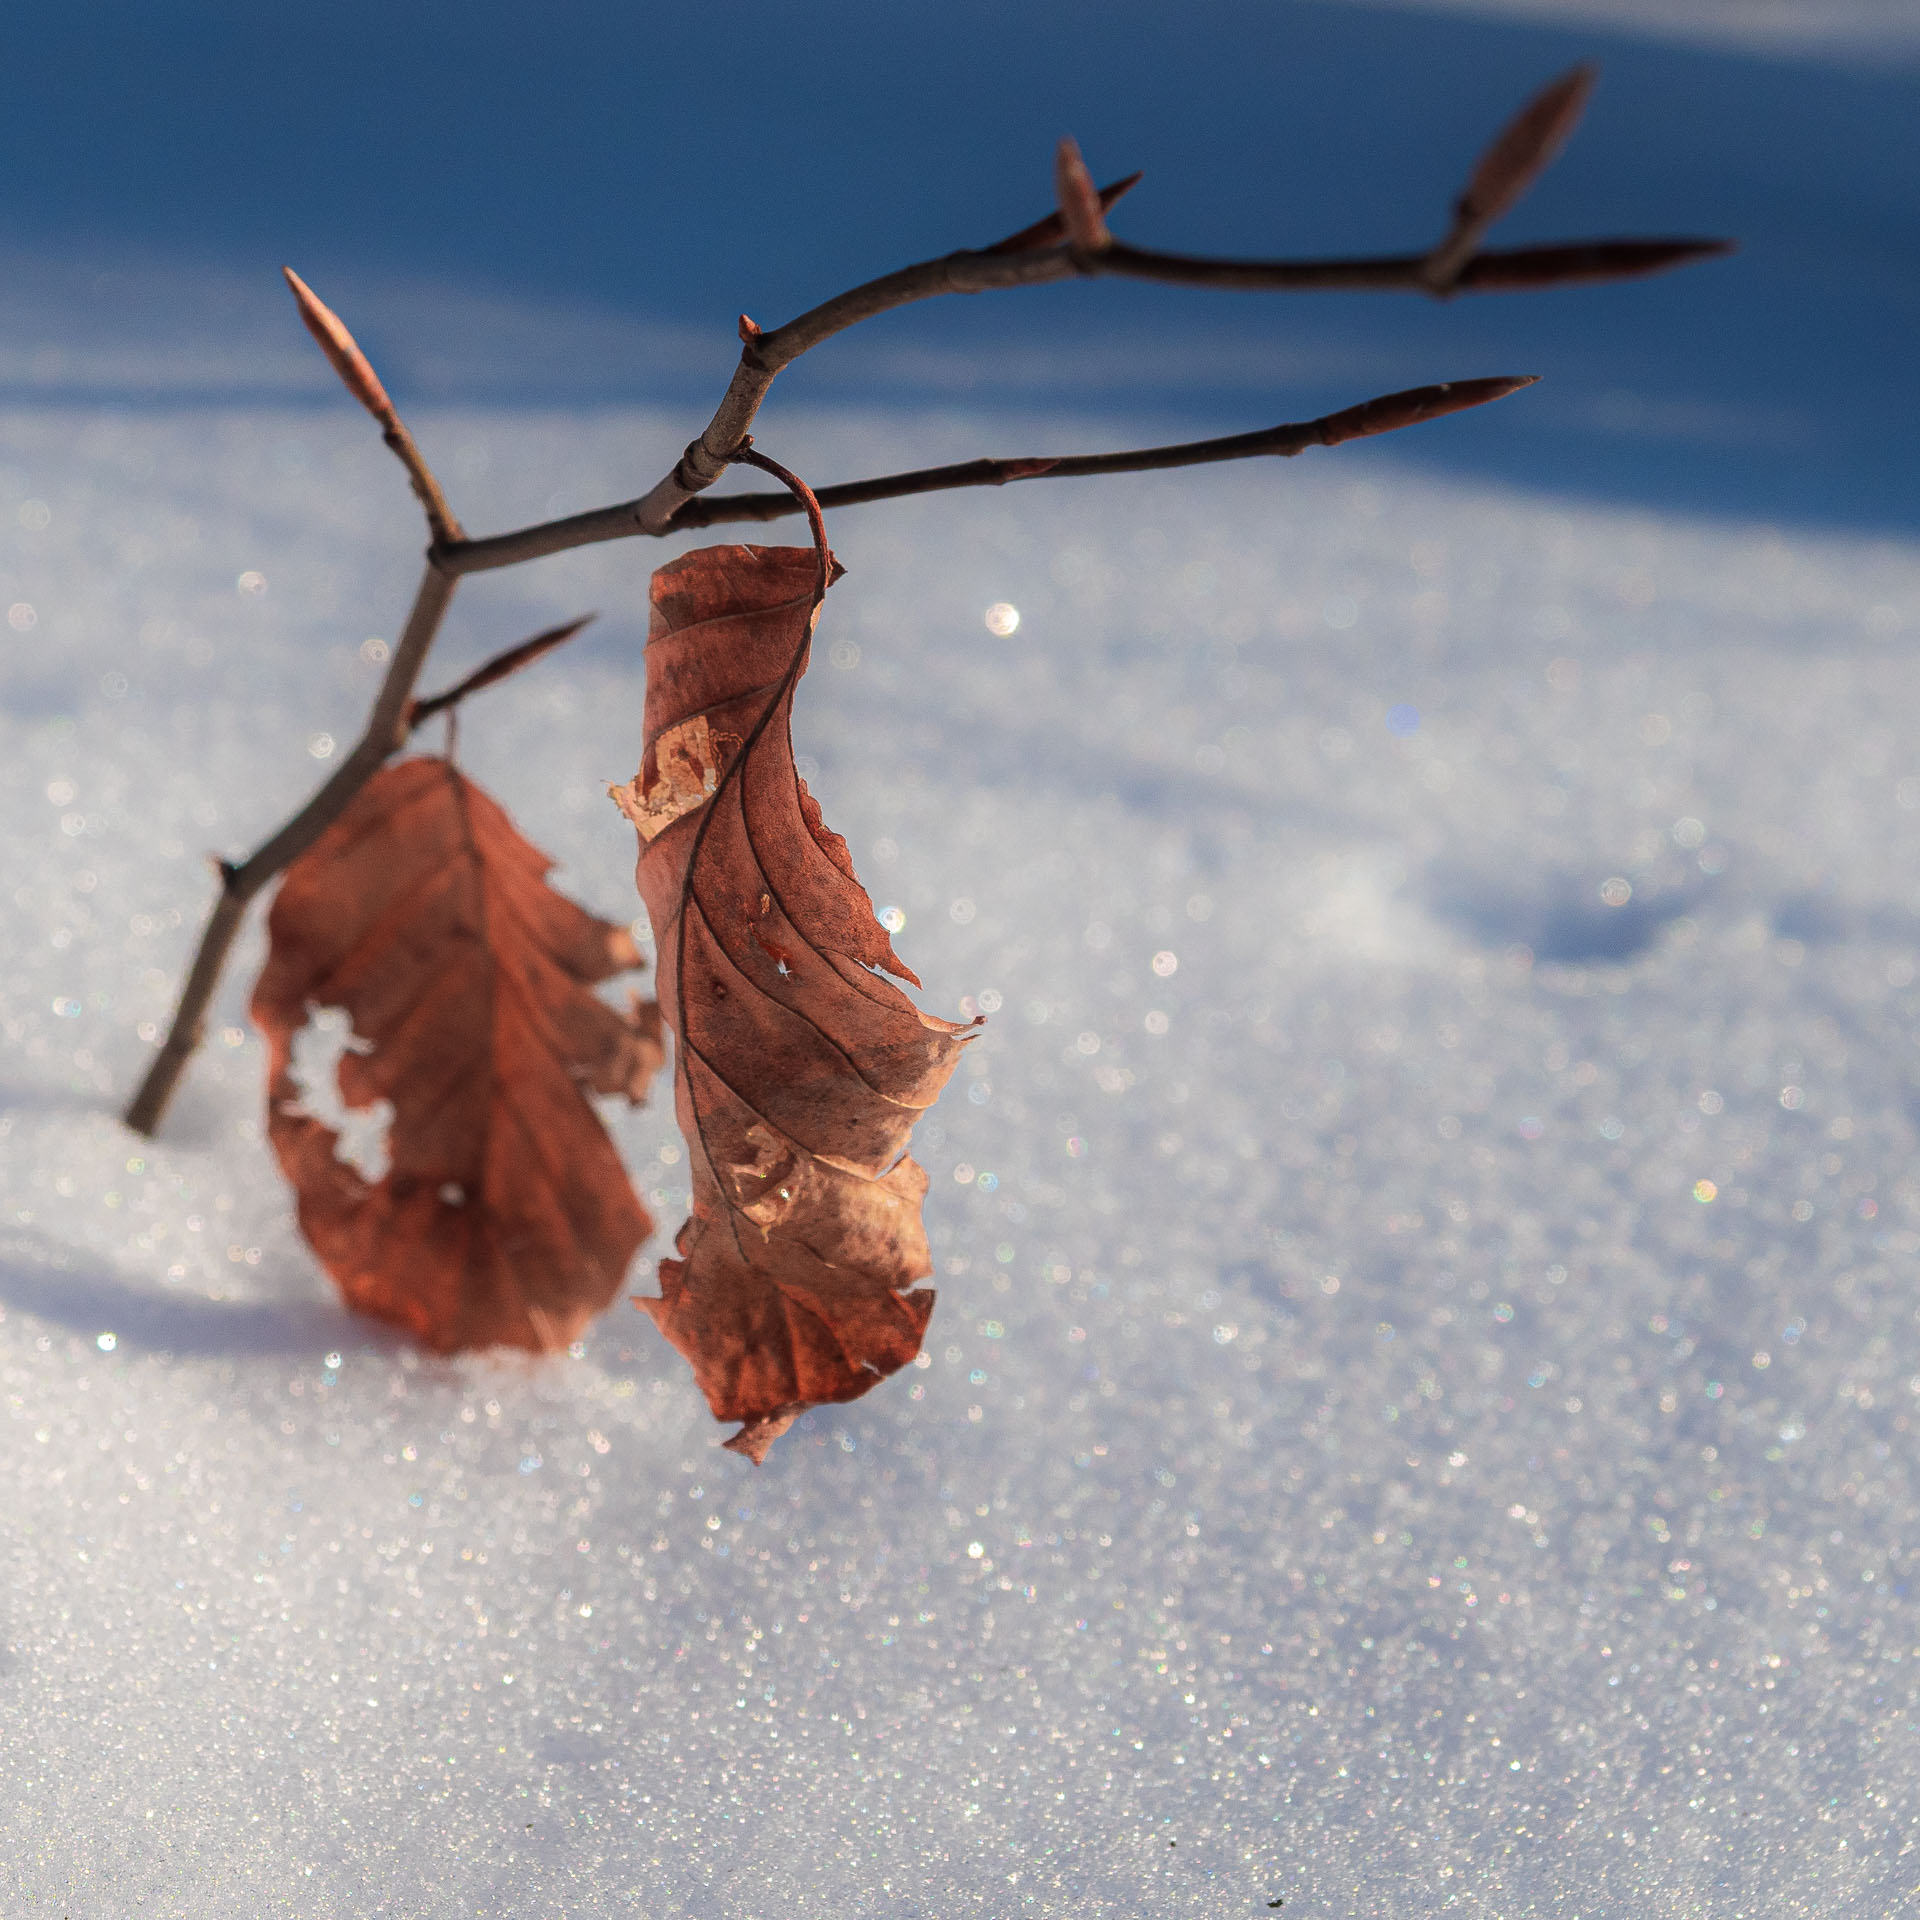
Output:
[{"xmin": 4, "ymin": 404, "xmax": 1919, "ymax": 1914}]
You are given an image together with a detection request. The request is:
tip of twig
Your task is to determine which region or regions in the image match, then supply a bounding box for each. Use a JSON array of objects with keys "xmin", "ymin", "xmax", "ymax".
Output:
[
  {"xmin": 1425, "ymin": 63, "xmax": 1597, "ymax": 291},
  {"xmin": 738, "ymin": 313, "xmax": 762, "ymax": 344},
  {"xmin": 982, "ymin": 168, "xmax": 1141, "ymax": 255},
  {"xmin": 1318, "ymin": 375, "xmax": 1538, "ymax": 447},
  {"xmin": 282, "ymin": 266, "xmax": 395, "ymax": 424},
  {"xmin": 1465, "ymin": 63, "xmax": 1596, "ymax": 223},
  {"xmin": 1459, "ymin": 236, "xmax": 1735, "ymax": 290},
  {"xmin": 1053, "ymin": 138, "xmax": 1113, "ymax": 252}
]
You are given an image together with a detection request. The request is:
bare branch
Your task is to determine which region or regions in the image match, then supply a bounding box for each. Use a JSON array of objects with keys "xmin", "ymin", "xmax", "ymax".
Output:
[
  {"xmin": 130, "ymin": 74, "xmax": 1729, "ymax": 1135},
  {"xmin": 408, "ymin": 615, "xmax": 596, "ymax": 730},
  {"xmin": 612, "ymin": 93, "xmax": 1726, "ymax": 539},
  {"xmin": 682, "ymin": 377, "xmax": 1538, "ymax": 522},
  {"xmin": 125, "ymin": 563, "xmax": 460, "ymax": 1136},
  {"xmin": 1084, "ymin": 233, "xmax": 1730, "ymax": 294},
  {"xmin": 443, "ymin": 377, "xmax": 1535, "ymax": 572},
  {"xmin": 561, "ymin": 224, "xmax": 1719, "ymax": 549},
  {"xmin": 1425, "ymin": 64, "xmax": 1596, "ymax": 291},
  {"xmin": 283, "ymin": 268, "xmax": 465, "ymax": 544}
]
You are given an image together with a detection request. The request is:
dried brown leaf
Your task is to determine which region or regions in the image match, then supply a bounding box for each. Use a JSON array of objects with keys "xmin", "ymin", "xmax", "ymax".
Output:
[
  {"xmin": 613, "ymin": 544, "xmax": 972, "ymax": 1460},
  {"xmin": 252, "ymin": 756, "xmax": 663, "ymax": 1352}
]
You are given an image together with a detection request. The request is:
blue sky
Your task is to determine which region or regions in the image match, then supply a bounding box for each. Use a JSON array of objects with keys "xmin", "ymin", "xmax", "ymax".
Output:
[{"xmin": 4, "ymin": 0, "xmax": 1915, "ymax": 528}]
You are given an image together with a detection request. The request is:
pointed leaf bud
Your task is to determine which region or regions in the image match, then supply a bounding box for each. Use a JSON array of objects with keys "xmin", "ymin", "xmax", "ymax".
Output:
[
  {"xmin": 1457, "ymin": 64, "xmax": 1595, "ymax": 238},
  {"xmin": 282, "ymin": 267, "xmax": 396, "ymax": 426},
  {"xmin": 1425, "ymin": 64, "xmax": 1596, "ymax": 291},
  {"xmin": 984, "ymin": 170, "xmax": 1141, "ymax": 255},
  {"xmin": 1053, "ymin": 138, "xmax": 1112, "ymax": 252},
  {"xmin": 1318, "ymin": 375, "xmax": 1539, "ymax": 446}
]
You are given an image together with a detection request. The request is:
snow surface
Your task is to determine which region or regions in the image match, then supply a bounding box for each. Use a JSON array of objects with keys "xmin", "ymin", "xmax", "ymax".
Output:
[
  {"xmin": 1328, "ymin": 0, "xmax": 1920, "ymax": 61},
  {"xmin": 4, "ymin": 403, "xmax": 1920, "ymax": 1915}
]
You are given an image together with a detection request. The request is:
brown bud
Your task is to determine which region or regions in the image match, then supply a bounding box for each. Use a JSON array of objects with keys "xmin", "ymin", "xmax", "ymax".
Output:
[
  {"xmin": 1460, "ymin": 237, "xmax": 1735, "ymax": 291},
  {"xmin": 1456, "ymin": 64, "xmax": 1596, "ymax": 238},
  {"xmin": 282, "ymin": 267, "xmax": 396, "ymax": 425},
  {"xmin": 1053, "ymin": 138, "xmax": 1112, "ymax": 252},
  {"xmin": 1319, "ymin": 376, "xmax": 1539, "ymax": 447},
  {"xmin": 983, "ymin": 169, "xmax": 1141, "ymax": 255}
]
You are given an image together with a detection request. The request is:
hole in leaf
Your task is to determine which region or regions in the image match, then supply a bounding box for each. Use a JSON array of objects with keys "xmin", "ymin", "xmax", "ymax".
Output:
[{"xmin": 283, "ymin": 1004, "xmax": 394, "ymax": 1182}]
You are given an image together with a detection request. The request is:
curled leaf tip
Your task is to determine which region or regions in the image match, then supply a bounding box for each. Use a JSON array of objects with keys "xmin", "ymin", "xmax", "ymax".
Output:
[{"xmin": 724, "ymin": 1412, "xmax": 800, "ymax": 1464}]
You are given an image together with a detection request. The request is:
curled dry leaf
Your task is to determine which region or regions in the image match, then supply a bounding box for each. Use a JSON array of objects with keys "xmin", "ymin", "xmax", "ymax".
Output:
[
  {"xmin": 252, "ymin": 756, "xmax": 664, "ymax": 1352},
  {"xmin": 613, "ymin": 544, "xmax": 972, "ymax": 1462}
]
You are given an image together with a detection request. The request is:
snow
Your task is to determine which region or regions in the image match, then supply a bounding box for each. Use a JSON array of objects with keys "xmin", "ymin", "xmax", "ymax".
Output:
[
  {"xmin": 1329, "ymin": 0, "xmax": 1920, "ymax": 63},
  {"xmin": 5, "ymin": 400, "xmax": 1920, "ymax": 1915}
]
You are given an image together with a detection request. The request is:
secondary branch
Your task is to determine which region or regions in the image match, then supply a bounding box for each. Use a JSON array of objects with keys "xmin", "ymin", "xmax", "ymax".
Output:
[
  {"xmin": 124, "ymin": 564, "xmax": 459, "ymax": 1135},
  {"xmin": 441, "ymin": 377, "xmax": 1536, "ymax": 572}
]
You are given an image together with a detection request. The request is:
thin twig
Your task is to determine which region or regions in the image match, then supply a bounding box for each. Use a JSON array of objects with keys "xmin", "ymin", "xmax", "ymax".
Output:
[
  {"xmin": 284, "ymin": 268, "xmax": 465, "ymax": 544},
  {"xmin": 614, "ymin": 65, "xmax": 1724, "ymax": 538},
  {"xmin": 124, "ymin": 563, "xmax": 459, "ymax": 1135},
  {"xmin": 408, "ymin": 615, "xmax": 597, "ymax": 731},
  {"xmin": 1091, "ymin": 234, "xmax": 1728, "ymax": 293},
  {"xmin": 442, "ymin": 377, "xmax": 1536, "ymax": 572},
  {"xmin": 616, "ymin": 229, "xmax": 1720, "ymax": 541},
  {"xmin": 127, "ymin": 68, "xmax": 1729, "ymax": 1138},
  {"xmin": 694, "ymin": 376, "xmax": 1538, "ymax": 517},
  {"xmin": 126, "ymin": 271, "xmax": 480, "ymax": 1133}
]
